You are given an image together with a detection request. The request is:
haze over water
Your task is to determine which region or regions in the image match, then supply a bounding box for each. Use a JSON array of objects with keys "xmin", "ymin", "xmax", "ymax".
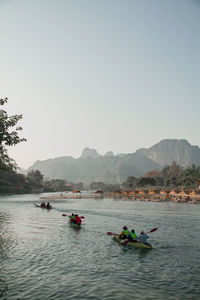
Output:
[{"xmin": 1, "ymin": 194, "xmax": 200, "ymax": 299}]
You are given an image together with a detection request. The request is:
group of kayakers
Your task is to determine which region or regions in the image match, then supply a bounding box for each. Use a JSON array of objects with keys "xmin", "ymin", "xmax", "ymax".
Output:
[
  {"xmin": 119, "ymin": 226, "xmax": 150, "ymax": 245},
  {"xmin": 69, "ymin": 213, "xmax": 82, "ymax": 226},
  {"xmin": 38, "ymin": 203, "xmax": 153, "ymax": 246}
]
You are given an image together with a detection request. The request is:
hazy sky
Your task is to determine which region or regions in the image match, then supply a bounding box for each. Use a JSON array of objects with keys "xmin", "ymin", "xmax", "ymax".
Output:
[{"xmin": 1, "ymin": 0, "xmax": 200, "ymax": 169}]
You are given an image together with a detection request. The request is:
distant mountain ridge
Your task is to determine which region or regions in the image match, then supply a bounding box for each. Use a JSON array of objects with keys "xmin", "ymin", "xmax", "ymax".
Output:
[
  {"xmin": 137, "ymin": 139, "xmax": 200, "ymax": 167},
  {"xmin": 25, "ymin": 139, "xmax": 200, "ymax": 185}
]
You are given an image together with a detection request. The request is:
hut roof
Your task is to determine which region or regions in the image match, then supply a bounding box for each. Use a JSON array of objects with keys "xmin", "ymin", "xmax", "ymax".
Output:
[
  {"xmin": 72, "ymin": 190, "xmax": 81, "ymax": 193},
  {"xmin": 94, "ymin": 190, "xmax": 103, "ymax": 194}
]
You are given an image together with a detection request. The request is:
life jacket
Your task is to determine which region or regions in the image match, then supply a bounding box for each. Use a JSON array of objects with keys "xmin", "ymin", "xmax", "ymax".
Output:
[
  {"xmin": 123, "ymin": 229, "xmax": 130, "ymax": 237},
  {"xmin": 70, "ymin": 215, "xmax": 75, "ymax": 222},
  {"xmin": 131, "ymin": 232, "xmax": 137, "ymax": 239},
  {"xmin": 75, "ymin": 216, "xmax": 81, "ymax": 224}
]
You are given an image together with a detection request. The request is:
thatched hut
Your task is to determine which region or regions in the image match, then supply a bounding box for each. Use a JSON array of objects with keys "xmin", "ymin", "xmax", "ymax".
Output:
[
  {"xmin": 72, "ymin": 190, "xmax": 81, "ymax": 198},
  {"xmin": 94, "ymin": 190, "xmax": 104, "ymax": 198},
  {"xmin": 112, "ymin": 190, "xmax": 122, "ymax": 199}
]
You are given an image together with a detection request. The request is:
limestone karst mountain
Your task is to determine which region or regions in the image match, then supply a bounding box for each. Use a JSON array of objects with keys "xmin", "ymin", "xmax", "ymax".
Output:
[{"xmin": 25, "ymin": 139, "xmax": 200, "ymax": 185}]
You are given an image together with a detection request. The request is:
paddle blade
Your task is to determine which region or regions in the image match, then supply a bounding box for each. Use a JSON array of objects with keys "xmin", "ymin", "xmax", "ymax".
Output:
[
  {"xmin": 121, "ymin": 240, "xmax": 129, "ymax": 245},
  {"xmin": 80, "ymin": 216, "xmax": 85, "ymax": 219},
  {"xmin": 107, "ymin": 232, "xmax": 113, "ymax": 236},
  {"xmin": 62, "ymin": 214, "xmax": 67, "ymax": 217},
  {"xmin": 149, "ymin": 227, "xmax": 157, "ymax": 233}
]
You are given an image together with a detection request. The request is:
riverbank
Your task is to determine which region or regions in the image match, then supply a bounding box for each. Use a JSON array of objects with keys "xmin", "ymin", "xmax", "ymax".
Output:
[{"xmin": 39, "ymin": 192, "xmax": 200, "ymax": 204}]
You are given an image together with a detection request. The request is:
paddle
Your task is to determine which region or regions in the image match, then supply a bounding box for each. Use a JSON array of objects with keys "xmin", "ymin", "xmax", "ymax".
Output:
[
  {"xmin": 62, "ymin": 214, "xmax": 85, "ymax": 219},
  {"xmin": 107, "ymin": 232, "xmax": 119, "ymax": 236},
  {"xmin": 146, "ymin": 227, "xmax": 157, "ymax": 234},
  {"xmin": 121, "ymin": 227, "xmax": 157, "ymax": 245}
]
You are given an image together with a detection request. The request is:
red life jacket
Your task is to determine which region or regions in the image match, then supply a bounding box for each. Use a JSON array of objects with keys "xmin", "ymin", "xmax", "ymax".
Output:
[{"xmin": 75, "ymin": 216, "xmax": 81, "ymax": 224}]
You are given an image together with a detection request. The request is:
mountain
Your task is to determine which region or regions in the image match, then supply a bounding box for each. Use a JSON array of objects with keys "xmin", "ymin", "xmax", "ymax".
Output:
[
  {"xmin": 80, "ymin": 147, "xmax": 101, "ymax": 159},
  {"xmin": 25, "ymin": 140, "xmax": 200, "ymax": 185},
  {"xmin": 137, "ymin": 139, "xmax": 200, "ymax": 167}
]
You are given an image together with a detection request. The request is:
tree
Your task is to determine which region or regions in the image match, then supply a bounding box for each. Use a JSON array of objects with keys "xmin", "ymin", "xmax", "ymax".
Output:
[
  {"xmin": 160, "ymin": 161, "xmax": 183, "ymax": 187},
  {"xmin": 180, "ymin": 164, "xmax": 200, "ymax": 187},
  {"xmin": 44, "ymin": 179, "xmax": 66, "ymax": 191},
  {"xmin": 26, "ymin": 170, "xmax": 44, "ymax": 188},
  {"xmin": 89, "ymin": 181, "xmax": 106, "ymax": 191},
  {"xmin": 0, "ymin": 98, "xmax": 26, "ymax": 171},
  {"xmin": 0, "ymin": 146, "xmax": 17, "ymax": 171},
  {"xmin": 121, "ymin": 176, "xmax": 136, "ymax": 189},
  {"xmin": 0, "ymin": 98, "xmax": 27, "ymax": 171},
  {"xmin": 136, "ymin": 176, "xmax": 156, "ymax": 187}
]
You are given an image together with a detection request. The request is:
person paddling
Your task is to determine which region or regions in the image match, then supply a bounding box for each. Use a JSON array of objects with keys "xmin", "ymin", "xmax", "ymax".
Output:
[
  {"xmin": 47, "ymin": 202, "xmax": 51, "ymax": 209},
  {"xmin": 74, "ymin": 214, "xmax": 82, "ymax": 226},
  {"xmin": 69, "ymin": 213, "xmax": 75, "ymax": 223},
  {"xmin": 137, "ymin": 231, "xmax": 150, "ymax": 245},
  {"xmin": 119, "ymin": 226, "xmax": 130, "ymax": 240},
  {"xmin": 128, "ymin": 229, "xmax": 137, "ymax": 242}
]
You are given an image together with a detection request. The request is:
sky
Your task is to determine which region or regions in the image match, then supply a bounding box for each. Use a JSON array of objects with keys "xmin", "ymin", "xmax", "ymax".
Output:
[{"xmin": 0, "ymin": 0, "xmax": 200, "ymax": 169}]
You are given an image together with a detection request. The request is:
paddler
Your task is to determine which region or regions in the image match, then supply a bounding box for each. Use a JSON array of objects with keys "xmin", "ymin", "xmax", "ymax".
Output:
[
  {"xmin": 46, "ymin": 202, "xmax": 51, "ymax": 209},
  {"xmin": 69, "ymin": 213, "xmax": 75, "ymax": 223},
  {"xmin": 137, "ymin": 231, "xmax": 150, "ymax": 245},
  {"xmin": 127, "ymin": 229, "xmax": 137, "ymax": 242},
  {"xmin": 74, "ymin": 214, "xmax": 82, "ymax": 225},
  {"xmin": 119, "ymin": 226, "xmax": 130, "ymax": 240}
]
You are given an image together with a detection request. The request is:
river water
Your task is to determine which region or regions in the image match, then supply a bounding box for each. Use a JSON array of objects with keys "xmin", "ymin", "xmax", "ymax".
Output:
[{"xmin": 0, "ymin": 193, "xmax": 200, "ymax": 300}]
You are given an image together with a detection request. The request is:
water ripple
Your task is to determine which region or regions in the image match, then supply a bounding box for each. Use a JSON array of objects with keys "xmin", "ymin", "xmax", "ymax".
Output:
[{"xmin": 0, "ymin": 197, "xmax": 200, "ymax": 299}]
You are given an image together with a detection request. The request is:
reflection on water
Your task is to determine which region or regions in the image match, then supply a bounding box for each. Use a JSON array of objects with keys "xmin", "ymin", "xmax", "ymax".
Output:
[
  {"xmin": 0, "ymin": 211, "xmax": 15, "ymax": 257},
  {"xmin": 0, "ymin": 211, "xmax": 13, "ymax": 297}
]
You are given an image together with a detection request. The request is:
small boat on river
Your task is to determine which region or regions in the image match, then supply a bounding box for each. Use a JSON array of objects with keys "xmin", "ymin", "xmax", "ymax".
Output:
[
  {"xmin": 34, "ymin": 204, "xmax": 52, "ymax": 210},
  {"xmin": 113, "ymin": 235, "xmax": 152, "ymax": 249},
  {"xmin": 68, "ymin": 220, "xmax": 81, "ymax": 228}
]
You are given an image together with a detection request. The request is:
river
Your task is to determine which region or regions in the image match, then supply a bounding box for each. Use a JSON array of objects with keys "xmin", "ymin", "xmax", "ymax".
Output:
[{"xmin": 0, "ymin": 193, "xmax": 200, "ymax": 299}]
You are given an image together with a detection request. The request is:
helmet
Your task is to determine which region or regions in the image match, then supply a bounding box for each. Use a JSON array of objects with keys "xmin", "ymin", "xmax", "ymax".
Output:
[
  {"xmin": 123, "ymin": 226, "xmax": 127, "ymax": 230},
  {"xmin": 141, "ymin": 231, "xmax": 144, "ymax": 234},
  {"xmin": 131, "ymin": 229, "xmax": 135, "ymax": 233}
]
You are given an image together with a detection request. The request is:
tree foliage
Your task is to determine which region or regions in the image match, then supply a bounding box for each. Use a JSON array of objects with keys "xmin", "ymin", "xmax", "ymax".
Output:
[
  {"xmin": 180, "ymin": 164, "xmax": 200, "ymax": 186},
  {"xmin": 122, "ymin": 161, "xmax": 200, "ymax": 189},
  {"xmin": 0, "ymin": 146, "xmax": 17, "ymax": 171},
  {"xmin": 44, "ymin": 179, "xmax": 66, "ymax": 191},
  {"xmin": 26, "ymin": 170, "xmax": 44, "ymax": 188},
  {"xmin": 0, "ymin": 98, "xmax": 27, "ymax": 171},
  {"xmin": 89, "ymin": 181, "xmax": 106, "ymax": 191},
  {"xmin": 160, "ymin": 161, "xmax": 183, "ymax": 187}
]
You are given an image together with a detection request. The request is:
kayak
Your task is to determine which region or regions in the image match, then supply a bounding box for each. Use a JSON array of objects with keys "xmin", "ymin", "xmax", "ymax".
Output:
[
  {"xmin": 34, "ymin": 204, "xmax": 52, "ymax": 209},
  {"xmin": 113, "ymin": 235, "xmax": 152, "ymax": 249},
  {"xmin": 68, "ymin": 220, "xmax": 81, "ymax": 228}
]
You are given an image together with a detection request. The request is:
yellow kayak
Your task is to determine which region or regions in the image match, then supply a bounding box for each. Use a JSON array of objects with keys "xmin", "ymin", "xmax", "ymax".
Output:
[
  {"xmin": 113, "ymin": 235, "xmax": 152, "ymax": 249},
  {"xmin": 68, "ymin": 220, "xmax": 81, "ymax": 228}
]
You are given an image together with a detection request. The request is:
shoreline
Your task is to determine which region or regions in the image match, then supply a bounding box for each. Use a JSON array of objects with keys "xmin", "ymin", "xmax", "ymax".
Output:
[{"xmin": 39, "ymin": 193, "xmax": 200, "ymax": 204}]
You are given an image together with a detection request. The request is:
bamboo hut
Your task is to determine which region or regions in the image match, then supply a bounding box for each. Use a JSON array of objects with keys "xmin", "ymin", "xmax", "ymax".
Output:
[
  {"xmin": 94, "ymin": 190, "xmax": 104, "ymax": 198},
  {"xmin": 112, "ymin": 190, "xmax": 122, "ymax": 199},
  {"xmin": 72, "ymin": 190, "xmax": 81, "ymax": 198}
]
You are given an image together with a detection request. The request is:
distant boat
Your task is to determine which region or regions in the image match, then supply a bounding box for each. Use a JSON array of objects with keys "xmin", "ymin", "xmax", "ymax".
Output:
[{"xmin": 34, "ymin": 203, "xmax": 52, "ymax": 210}]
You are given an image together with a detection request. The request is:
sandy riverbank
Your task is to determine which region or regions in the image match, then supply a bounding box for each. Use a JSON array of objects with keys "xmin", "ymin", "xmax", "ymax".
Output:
[{"xmin": 39, "ymin": 193, "xmax": 200, "ymax": 203}]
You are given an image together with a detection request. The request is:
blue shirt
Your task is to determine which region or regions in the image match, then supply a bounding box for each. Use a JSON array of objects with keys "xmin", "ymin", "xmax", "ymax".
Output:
[{"xmin": 138, "ymin": 234, "xmax": 149, "ymax": 244}]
